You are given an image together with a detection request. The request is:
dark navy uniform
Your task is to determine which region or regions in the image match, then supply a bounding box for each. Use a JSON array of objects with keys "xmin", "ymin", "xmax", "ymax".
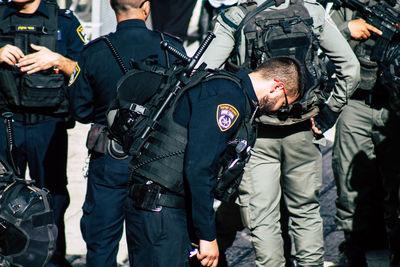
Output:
[
  {"xmin": 0, "ymin": 1, "xmax": 85, "ymax": 267},
  {"xmin": 124, "ymin": 69, "xmax": 258, "ymax": 266},
  {"xmin": 68, "ymin": 19, "xmax": 184, "ymax": 267}
]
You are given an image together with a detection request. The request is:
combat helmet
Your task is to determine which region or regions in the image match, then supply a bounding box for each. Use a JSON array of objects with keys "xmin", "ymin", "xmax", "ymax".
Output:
[{"xmin": 0, "ymin": 114, "xmax": 57, "ymax": 267}]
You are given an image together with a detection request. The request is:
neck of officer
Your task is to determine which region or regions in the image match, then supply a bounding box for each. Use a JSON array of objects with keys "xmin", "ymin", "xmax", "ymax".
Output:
[
  {"xmin": 249, "ymin": 72, "xmax": 271, "ymax": 102},
  {"xmin": 116, "ymin": 9, "xmax": 148, "ymax": 23},
  {"xmin": 13, "ymin": 0, "xmax": 41, "ymax": 14}
]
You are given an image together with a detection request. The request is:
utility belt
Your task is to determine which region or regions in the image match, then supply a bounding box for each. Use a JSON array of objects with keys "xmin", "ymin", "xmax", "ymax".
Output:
[
  {"xmin": 128, "ymin": 180, "xmax": 186, "ymax": 211},
  {"xmin": 257, "ymin": 119, "xmax": 312, "ymax": 138},
  {"xmin": 86, "ymin": 123, "xmax": 128, "ymax": 159},
  {"xmin": 1, "ymin": 110, "xmax": 58, "ymax": 124}
]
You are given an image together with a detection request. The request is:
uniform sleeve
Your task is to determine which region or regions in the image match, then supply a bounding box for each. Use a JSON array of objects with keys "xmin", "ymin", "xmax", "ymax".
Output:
[
  {"xmin": 328, "ymin": 7, "xmax": 353, "ymax": 40},
  {"xmin": 201, "ymin": 7, "xmax": 246, "ymax": 69},
  {"xmin": 182, "ymin": 81, "xmax": 245, "ymax": 241},
  {"xmin": 309, "ymin": 3, "xmax": 360, "ymax": 112},
  {"xmin": 64, "ymin": 13, "xmax": 86, "ymax": 61},
  {"xmin": 67, "ymin": 51, "xmax": 94, "ymax": 123}
]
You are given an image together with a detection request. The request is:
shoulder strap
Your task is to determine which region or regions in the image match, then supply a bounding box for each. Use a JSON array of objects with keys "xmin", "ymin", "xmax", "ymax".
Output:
[
  {"xmin": 203, "ymin": 69, "xmax": 242, "ymax": 87},
  {"xmin": 233, "ymin": 0, "xmax": 275, "ymax": 42},
  {"xmin": 102, "ymin": 36, "xmax": 129, "ymax": 75},
  {"xmin": 158, "ymin": 31, "xmax": 171, "ymax": 68}
]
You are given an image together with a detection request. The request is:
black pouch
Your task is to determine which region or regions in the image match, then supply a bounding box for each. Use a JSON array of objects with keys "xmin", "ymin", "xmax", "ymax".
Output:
[
  {"xmin": 131, "ymin": 183, "xmax": 162, "ymax": 212},
  {"xmin": 86, "ymin": 123, "xmax": 108, "ymax": 154},
  {"xmin": 0, "ymin": 70, "xmax": 20, "ymax": 106},
  {"xmin": 358, "ymin": 56, "xmax": 378, "ymax": 90},
  {"xmin": 20, "ymin": 73, "xmax": 65, "ymax": 108}
]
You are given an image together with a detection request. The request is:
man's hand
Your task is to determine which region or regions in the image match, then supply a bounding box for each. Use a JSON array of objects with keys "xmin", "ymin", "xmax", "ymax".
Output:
[
  {"xmin": 197, "ymin": 239, "xmax": 219, "ymax": 267},
  {"xmin": 17, "ymin": 44, "xmax": 76, "ymax": 76},
  {"xmin": 348, "ymin": 18, "xmax": 382, "ymax": 40},
  {"xmin": 18, "ymin": 44, "xmax": 60, "ymax": 74},
  {"xmin": 0, "ymin": 44, "xmax": 24, "ymax": 66},
  {"xmin": 310, "ymin": 118, "xmax": 323, "ymax": 135}
]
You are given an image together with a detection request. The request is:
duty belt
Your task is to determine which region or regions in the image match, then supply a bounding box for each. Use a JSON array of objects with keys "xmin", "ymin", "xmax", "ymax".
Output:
[
  {"xmin": 128, "ymin": 180, "xmax": 186, "ymax": 210},
  {"xmin": 2, "ymin": 111, "xmax": 56, "ymax": 124}
]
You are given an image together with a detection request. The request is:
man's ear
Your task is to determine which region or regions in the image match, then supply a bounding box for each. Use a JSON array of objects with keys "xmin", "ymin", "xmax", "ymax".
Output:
[
  {"xmin": 143, "ymin": 1, "xmax": 150, "ymax": 18},
  {"xmin": 269, "ymin": 80, "xmax": 283, "ymax": 93},
  {"xmin": 274, "ymin": 81, "xmax": 284, "ymax": 90}
]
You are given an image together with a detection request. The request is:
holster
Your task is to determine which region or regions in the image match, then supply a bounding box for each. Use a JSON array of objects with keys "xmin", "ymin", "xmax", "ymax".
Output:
[
  {"xmin": 128, "ymin": 182, "xmax": 185, "ymax": 211},
  {"xmin": 86, "ymin": 123, "xmax": 108, "ymax": 154}
]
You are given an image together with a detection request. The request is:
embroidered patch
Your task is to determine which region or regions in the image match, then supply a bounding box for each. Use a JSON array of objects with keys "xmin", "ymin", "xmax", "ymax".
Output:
[
  {"xmin": 216, "ymin": 104, "xmax": 239, "ymax": 132},
  {"xmin": 76, "ymin": 25, "xmax": 88, "ymax": 44},
  {"xmin": 16, "ymin": 25, "xmax": 36, "ymax": 32},
  {"xmin": 68, "ymin": 64, "xmax": 80, "ymax": 86}
]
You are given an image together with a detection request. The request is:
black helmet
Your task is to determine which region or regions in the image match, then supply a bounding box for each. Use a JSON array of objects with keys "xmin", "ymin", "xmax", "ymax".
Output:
[{"xmin": 0, "ymin": 157, "xmax": 57, "ymax": 267}]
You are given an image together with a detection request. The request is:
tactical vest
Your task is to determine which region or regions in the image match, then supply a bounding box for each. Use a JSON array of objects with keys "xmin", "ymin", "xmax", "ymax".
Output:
[
  {"xmin": 226, "ymin": 0, "xmax": 328, "ymax": 124},
  {"xmin": 124, "ymin": 70, "xmax": 253, "ymax": 197},
  {"xmin": 0, "ymin": 1, "xmax": 67, "ymax": 113}
]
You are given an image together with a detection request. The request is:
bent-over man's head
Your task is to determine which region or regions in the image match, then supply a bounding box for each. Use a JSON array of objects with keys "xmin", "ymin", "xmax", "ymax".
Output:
[{"xmin": 249, "ymin": 56, "xmax": 304, "ymax": 113}]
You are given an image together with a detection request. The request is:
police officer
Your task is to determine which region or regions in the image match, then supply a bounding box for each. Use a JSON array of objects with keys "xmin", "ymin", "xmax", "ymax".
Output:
[
  {"xmin": 0, "ymin": 0, "xmax": 85, "ymax": 266},
  {"xmin": 67, "ymin": 0, "xmax": 184, "ymax": 266},
  {"xmin": 329, "ymin": 5, "xmax": 400, "ymax": 266},
  {"xmin": 201, "ymin": 0, "xmax": 360, "ymax": 266},
  {"xmin": 125, "ymin": 56, "xmax": 303, "ymax": 267}
]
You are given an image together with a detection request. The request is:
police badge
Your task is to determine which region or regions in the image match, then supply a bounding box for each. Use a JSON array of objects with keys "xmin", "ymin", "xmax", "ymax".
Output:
[{"xmin": 216, "ymin": 104, "xmax": 239, "ymax": 131}]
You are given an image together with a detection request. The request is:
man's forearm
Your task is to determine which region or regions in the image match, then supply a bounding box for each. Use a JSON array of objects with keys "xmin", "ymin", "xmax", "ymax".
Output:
[{"xmin": 57, "ymin": 55, "xmax": 77, "ymax": 77}]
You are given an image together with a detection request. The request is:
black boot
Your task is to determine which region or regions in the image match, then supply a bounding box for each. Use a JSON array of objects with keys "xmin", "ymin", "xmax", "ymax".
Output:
[{"xmin": 337, "ymin": 232, "xmax": 367, "ymax": 267}]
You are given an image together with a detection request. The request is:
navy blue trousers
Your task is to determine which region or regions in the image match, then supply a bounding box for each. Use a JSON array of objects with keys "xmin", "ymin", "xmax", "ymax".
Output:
[
  {"xmin": 80, "ymin": 151, "xmax": 131, "ymax": 267},
  {"xmin": 0, "ymin": 117, "xmax": 69, "ymax": 266},
  {"xmin": 124, "ymin": 197, "xmax": 192, "ymax": 267}
]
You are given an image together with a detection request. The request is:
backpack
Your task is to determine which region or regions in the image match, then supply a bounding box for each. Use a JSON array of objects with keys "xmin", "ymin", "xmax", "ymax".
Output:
[
  {"xmin": 106, "ymin": 33, "xmax": 258, "ymax": 202},
  {"xmin": 225, "ymin": 0, "xmax": 329, "ymax": 120},
  {"xmin": 106, "ymin": 32, "xmax": 216, "ymax": 157}
]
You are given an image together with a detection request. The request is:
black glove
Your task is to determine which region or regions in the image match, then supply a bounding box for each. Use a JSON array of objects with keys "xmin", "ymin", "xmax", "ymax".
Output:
[{"xmin": 313, "ymin": 105, "xmax": 340, "ymax": 133}]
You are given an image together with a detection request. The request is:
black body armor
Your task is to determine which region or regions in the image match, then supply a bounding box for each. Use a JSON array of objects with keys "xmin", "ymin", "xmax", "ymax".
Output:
[{"xmin": 0, "ymin": 1, "xmax": 67, "ymax": 115}]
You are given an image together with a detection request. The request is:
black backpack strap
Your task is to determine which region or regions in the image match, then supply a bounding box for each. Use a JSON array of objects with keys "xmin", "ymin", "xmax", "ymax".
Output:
[
  {"xmin": 158, "ymin": 31, "xmax": 171, "ymax": 68},
  {"xmin": 228, "ymin": 0, "xmax": 275, "ymax": 64},
  {"xmin": 102, "ymin": 36, "xmax": 129, "ymax": 74},
  {"xmin": 232, "ymin": 0, "xmax": 275, "ymax": 45}
]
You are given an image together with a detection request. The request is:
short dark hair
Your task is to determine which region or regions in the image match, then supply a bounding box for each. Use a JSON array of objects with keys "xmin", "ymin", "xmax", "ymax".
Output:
[
  {"xmin": 254, "ymin": 56, "xmax": 305, "ymax": 98},
  {"xmin": 110, "ymin": 0, "xmax": 143, "ymax": 11}
]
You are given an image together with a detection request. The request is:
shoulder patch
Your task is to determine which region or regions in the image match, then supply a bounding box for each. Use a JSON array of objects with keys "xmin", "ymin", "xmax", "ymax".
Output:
[
  {"xmin": 68, "ymin": 63, "xmax": 81, "ymax": 86},
  {"xmin": 76, "ymin": 25, "xmax": 88, "ymax": 44},
  {"xmin": 217, "ymin": 104, "xmax": 239, "ymax": 132},
  {"xmin": 58, "ymin": 9, "xmax": 73, "ymax": 19}
]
